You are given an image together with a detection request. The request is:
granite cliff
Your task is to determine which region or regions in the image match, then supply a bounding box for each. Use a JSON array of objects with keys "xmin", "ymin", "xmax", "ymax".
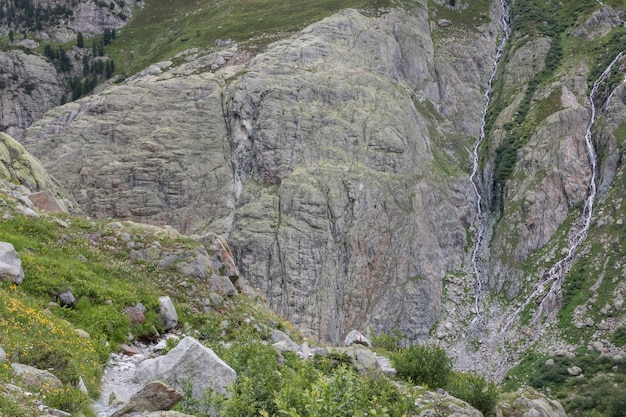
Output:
[{"xmin": 5, "ymin": 0, "xmax": 626, "ymax": 392}]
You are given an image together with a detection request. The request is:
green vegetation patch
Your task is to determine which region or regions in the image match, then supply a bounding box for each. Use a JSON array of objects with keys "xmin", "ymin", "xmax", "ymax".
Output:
[
  {"xmin": 505, "ymin": 349, "xmax": 626, "ymax": 416},
  {"xmin": 109, "ymin": 0, "xmax": 392, "ymax": 76},
  {"xmin": 429, "ymin": 0, "xmax": 492, "ymax": 30}
]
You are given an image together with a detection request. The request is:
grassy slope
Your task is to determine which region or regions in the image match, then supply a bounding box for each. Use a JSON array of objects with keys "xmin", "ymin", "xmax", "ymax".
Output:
[
  {"xmin": 0, "ymin": 190, "xmax": 294, "ymax": 416},
  {"xmin": 109, "ymin": 0, "xmax": 392, "ymax": 76}
]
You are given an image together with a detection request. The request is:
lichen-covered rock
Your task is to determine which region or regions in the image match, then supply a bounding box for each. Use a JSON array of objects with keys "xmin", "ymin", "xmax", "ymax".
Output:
[
  {"xmin": 502, "ymin": 389, "xmax": 567, "ymax": 417},
  {"xmin": 111, "ymin": 380, "xmax": 183, "ymax": 417}
]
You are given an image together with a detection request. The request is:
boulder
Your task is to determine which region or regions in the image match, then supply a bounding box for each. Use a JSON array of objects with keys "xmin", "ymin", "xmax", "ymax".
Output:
[
  {"xmin": 567, "ymin": 366, "xmax": 582, "ymax": 376},
  {"xmin": 111, "ymin": 381, "xmax": 183, "ymax": 417},
  {"xmin": 0, "ymin": 346, "xmax": 6, "ymax": 363},
  {"xmin": 28, "ymin": 190, "xmax": 67, "ymax": 213},
  {"xmin": 134, "ymin": 337, "xmax": 236, "ymax": 400},
  {"xmin": 0, "ymin": 242, "xmax": 24, "ymax": 285},
  {"xmin": 511, "ymin": 392, "xmax": 567, "ymax": 417},
  {"xmin": 344, "ymin": 330, "xmax": 371, "ymax": 347},
  {"xmin": 159, "ymin": 296, "xmax": 178, "ymax": 330},
  {"xmin": 124, "ymin": 303, "xmax": 147, "ymax": 325},
  {"xmin": 338, "ymin": 345, "xmax": 396, "ymax": 376},
  {"xmin": 11, "ymin": 363, "xmax": 62, "ymax": 389},
  {"xmin": 210, "ymin": 275, "xmax": 237, "ymax": 297},
  {"xmin": 58, "ymin": 290, "xmax": 77, "ymax": 308}
]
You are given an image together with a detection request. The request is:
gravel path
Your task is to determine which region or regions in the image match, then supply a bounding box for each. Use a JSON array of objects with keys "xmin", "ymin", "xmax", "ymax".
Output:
[{"xmin": 93, "ymin": 340, "xmax": 168, "ymax": 417}]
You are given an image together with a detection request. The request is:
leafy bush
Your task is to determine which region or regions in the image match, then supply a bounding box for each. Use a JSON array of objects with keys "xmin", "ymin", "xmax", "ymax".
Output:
[
  {"xmin": 611, "ymin": 326, "xmax": 626, "ymax": 347},
  {"xmin": 393, "ymin": 344, "xmax": 452, "ymax": 389},
  {"xmin": 447, "ymin": 372, "xmax": 499, "ymax": 416},
  {"xmin": 609, "ymin": 393, "xmax": 626, "ymax": 417},
  {"xmin": 371, "ymin": 329, "xmax": 404, "ymax": 352}
]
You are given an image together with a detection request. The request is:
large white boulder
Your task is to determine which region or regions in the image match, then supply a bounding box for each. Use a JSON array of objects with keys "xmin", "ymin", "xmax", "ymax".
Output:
[
  {"xmin": 0, "ymin": 242, "xmax": 24, "ymax": 285},
  {"xmin": 134, "ymin": 337, "xmax": 236, "ymax": 400}
]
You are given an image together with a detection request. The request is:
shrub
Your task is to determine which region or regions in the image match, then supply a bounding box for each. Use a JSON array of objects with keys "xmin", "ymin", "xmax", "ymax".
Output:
[
  {"xmin": 608, "ymin": 393, "xmax": 626, "ymax": 417},
  {"xmin": 371, "ymin": 329, "xmax": 404, "ymax": 352},
  {"xmin": 611, "ymin": 326, "xmax": 626, "ymax": 347},
  {"xmin": 393, "ymin": 344, "xmax": 452, "ymax": 389},
  {"xmin": 447, "ymin": 371, "xmax": 499, "ymax": 416}
]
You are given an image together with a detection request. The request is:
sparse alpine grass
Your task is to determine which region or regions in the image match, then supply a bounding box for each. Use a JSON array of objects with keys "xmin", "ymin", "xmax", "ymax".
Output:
[{"xmin": 107, "ymin": 0, "xmax": 393, "ymax": 77}]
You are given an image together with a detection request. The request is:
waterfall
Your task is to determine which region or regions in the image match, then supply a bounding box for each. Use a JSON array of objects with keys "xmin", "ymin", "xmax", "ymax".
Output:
[
  {"xmin": 469, "ymin": 0, "xmax": 511, "ymax": 322},
  {"xmin": 501, "ymin": 51, "xmax": 626, "ymax": 333}
]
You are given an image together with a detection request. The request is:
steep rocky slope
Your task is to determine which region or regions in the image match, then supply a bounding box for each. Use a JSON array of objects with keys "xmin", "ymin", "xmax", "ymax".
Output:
[
  {"xmin": 0, "ymin": 0, "xmax": 140, "ymax": 137},
  {"xmin": 10, "ymin": 1, "xmax": 626, "ymax": 400},
  {"xmin": 20, "ymin": 1, "xmax": 502, "ymax": 344},
  {"xmin": 0, "ymin": 49, "xmax": 66, "ymax": 138}
]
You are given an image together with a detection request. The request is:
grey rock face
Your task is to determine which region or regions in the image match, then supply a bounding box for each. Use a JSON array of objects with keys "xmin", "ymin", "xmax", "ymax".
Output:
[
  {"xmin": 226, "ymin": 5, "xmax": 494, "ymax": 343},
  {"xmin": 0, "ymin": 50, "xmax": 65, "ymax": 138},
  {"xmin": 0, "ymin": 0, "xmax": 142, "ymax": 44},
  {"xmin": 0, "ymin": 242, "xmax": 24, "ymax": 285},
  {"xmin": 20, "ymin": 3, "xmax": 499, "ymax": 344},
  {"xmin": 134, "ymin": 337, "xmax": 236, "ymax": 400},
  {"xmin": 21, "ymin": 68, "xmax": 235, "ymax": 235}
]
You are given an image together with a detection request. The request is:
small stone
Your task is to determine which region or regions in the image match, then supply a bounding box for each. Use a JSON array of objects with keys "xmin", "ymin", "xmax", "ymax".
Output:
[
  {"xmin": 120, "ymin": 344, "xmax": 140, "ymax": 355},
  {"xmin": 55, "ymin": 219, "xmax": 69, "ymax": 228},
  {"xmin": 77, "ymin": 377, "xmax": 88, "ymax": 393},
  {"xmin": 544, "ymin": 358, "xmax": 555, "ymax": 366},
  {"xmin": 108, "ymin": 391, "xmax": 124, "ymax": 406},
  {"xmin": 591, "ymin": 341, "xmax": 604, "ymax": 352},
  {"xmin": 0, "ymin": 346, "xmax": 6, "ymax": 363},
  {"xmin": 437, "ymin": 19, "xmax": 452, "ymax": 27},
  {"xmin": 124, "ymin": 303, "xmax": 147, "ymax": 325},
  {"xmin": 75, "ymin": 329, "xmax": 90, "ymax": 339},
  {"xmin": 567, "ymin": 366, "xmax": 582, "ymax": 376}
]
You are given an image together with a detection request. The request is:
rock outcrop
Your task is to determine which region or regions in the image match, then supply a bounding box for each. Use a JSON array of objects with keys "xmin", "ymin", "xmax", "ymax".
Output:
[
  {"xmin": 0, "ymin": 0, "xmax": 142, "ymax": 44},
  {"xmin": 0, "ymin": 50, "xmax": 66, "ymax": 138},
  {"xmin": 19, "ymin": 2, "xmax": 502, "ymax": 344},
  {"xmin": 0, "ymin": 132, "xmax": 74, "ymax": 211}
]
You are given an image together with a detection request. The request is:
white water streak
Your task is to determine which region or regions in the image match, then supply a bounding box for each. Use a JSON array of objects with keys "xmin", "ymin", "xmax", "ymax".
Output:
[
  {"xmin": 501, "ymin": 51, "xmax": 625, "ymax": 333},
  {"xmin": 469, "ymin": 0, "xmax": 511, "ymax": 322}
]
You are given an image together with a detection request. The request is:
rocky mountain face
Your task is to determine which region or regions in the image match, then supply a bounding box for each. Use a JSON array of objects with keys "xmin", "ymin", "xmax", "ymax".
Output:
[
  {"xmin": 0, "ymin": 0, "xmax": 140, "ymax": 137},
  {"xmin": 7, "ymin": 0, "xmax": 626, "ymax": 384},
  {"xmin": 0, "ymin": 49, "xmax": 66, "ymax": 138},
  {"xmin": 0, "ymin": 0, "xmax": 141, "ymax": 43},
  {"xmin": 19, "ymin": 1, "xmax": 501, "ymax": 345}
]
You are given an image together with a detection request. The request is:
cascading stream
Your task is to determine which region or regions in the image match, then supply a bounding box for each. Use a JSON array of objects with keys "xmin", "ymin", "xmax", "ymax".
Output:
[
  {"xmin": 501, "ymin": 51, "xmax": 626, "ymax": 333},
  {"xmin": 469, "ymin": 0, "xmax": 511, "ymax": 322}
]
